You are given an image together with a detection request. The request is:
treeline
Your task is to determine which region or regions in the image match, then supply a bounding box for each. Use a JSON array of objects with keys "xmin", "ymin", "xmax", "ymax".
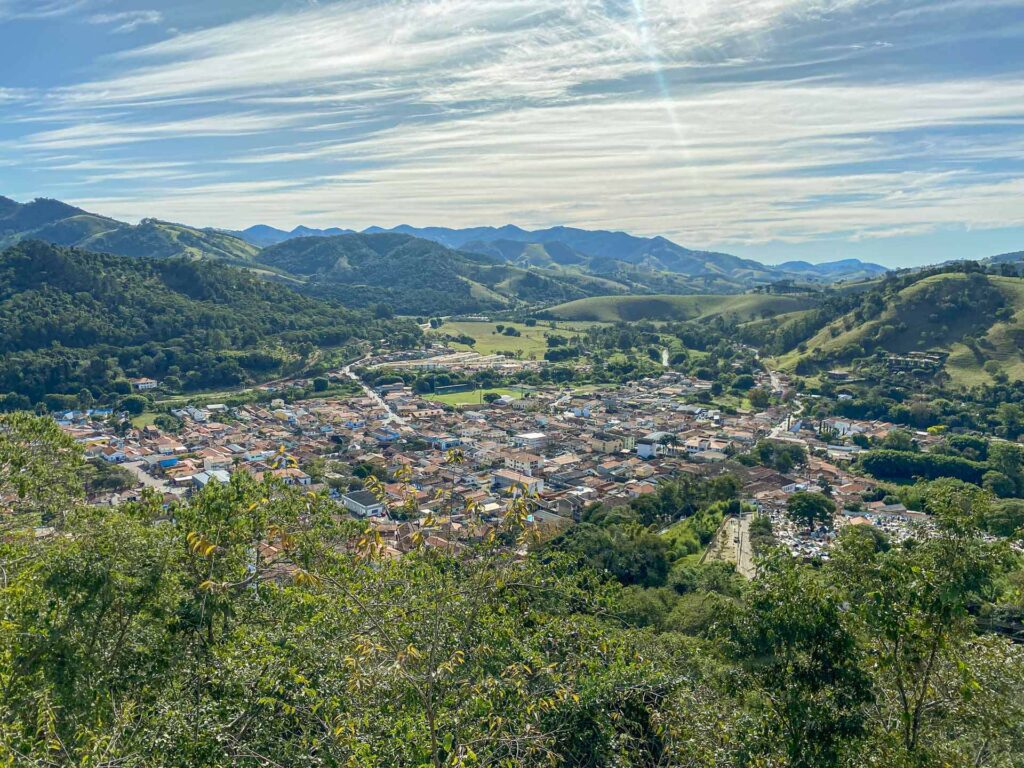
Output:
[
  {"xmin": 858, "ymin": 435, "xmax": 1024, "ymax": 498},
  {"xmin": 1, "ymin": 414, "xmax": 1023, "ymax": 767},
  {"xmin": 0, "ymin": 241, "xmax": 420, "ymax": 408}
]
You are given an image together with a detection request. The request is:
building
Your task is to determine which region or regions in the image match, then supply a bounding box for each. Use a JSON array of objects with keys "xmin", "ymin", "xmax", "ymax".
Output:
[
  {"xmin": 492, "ymin": 469, "xmax": 544, "ymax": 496},
  {"xmin": 342, "ymin": 490, "xmax": 387, "ymax": 518},
  {"xmin": 130, "ymin": 377, "xmax": 159, "ymax": 391},
  {"xmin": 590, "ymin": 431, "xmax": 626, "ymax": 454},
  {"xmin": 512, "ymin": 432, "xmax": 547, "ymax": 449},
  {"xmin": 504, "ymin": 451, "xmax": 544, "ymax": 476},
  {"xmin": 100, "ymin": 445, "xmax": 126, "ymax": 463},
  {"xmin": 193, "ymin": 470, "xmax": 230, "ymax": 489}
]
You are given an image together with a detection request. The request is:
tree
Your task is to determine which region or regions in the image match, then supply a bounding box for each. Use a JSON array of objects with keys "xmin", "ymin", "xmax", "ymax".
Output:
[
  {"xmin": 882, "ymin": 429, "xmax": 917, "ymax": 452},
  {"xmin": 728, "ymin": 555, "xmax": 872, "ymax": 767},
  {"xmin": 748, "ymin": 387, "xmax": 771, "ymax": 409},
  {"xmin": 0, "ymin": 413, "xmax": 83, "ymax": 525},
  {"xmin": 482, "ymin": 392, "xmax": 501, "ymax": 403},
  {"xmin": 982, "ymin": 469, "xmax": 1015, "ymax": 498},
  {"xmin": 120, "ymin": 394, "xmax": 149, "ymax": 415},
  {"xmin": 313, "ymin": 376, "xmax": 329, "ymax": 392},
  {"xmin": 786, "ymin": 491, "xmax": 836, "ymax": 529},
  {"xmin": 829, "ymin": 480, "xmax": 1011, "ymax": 762}
]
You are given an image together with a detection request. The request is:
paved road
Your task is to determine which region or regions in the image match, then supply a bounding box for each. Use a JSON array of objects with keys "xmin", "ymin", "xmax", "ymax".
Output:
[
  {"xmin": 701, "ymin": 514, "xmax": 757, "ymax": 579},
  {"xmin": 735, "ymin": 512, "xmax": 756, "ymax": 578},
  {"xmin": 342, "ymin": 360, "xmax": 408, "ymax": 426}
]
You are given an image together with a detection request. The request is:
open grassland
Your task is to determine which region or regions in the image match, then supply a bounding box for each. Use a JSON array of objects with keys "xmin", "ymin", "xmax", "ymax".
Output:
[
  {"xmin": 428, "ymin": 320, "xmax": 595, "ymax": 359},
  {"xmin": 423, "ymin": 387, "xmax": 524, "ymax": 405},
  {"xmin": 546, "ymin": 293, "xmax": 817, "ymax": 323}
]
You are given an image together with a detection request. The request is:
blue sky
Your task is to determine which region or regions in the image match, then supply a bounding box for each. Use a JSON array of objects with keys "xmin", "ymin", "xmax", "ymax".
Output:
[{"xmin": 1, "ymin": 0, "xmax": 1023, "ymax": 267}]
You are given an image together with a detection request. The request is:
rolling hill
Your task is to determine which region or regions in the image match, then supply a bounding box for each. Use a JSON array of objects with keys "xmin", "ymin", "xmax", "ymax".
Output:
[
  {"xmin": 0, "ymin": 196, "xmax": 259, "ymax": 263},
  {"xmin": 545, "ymin": 293, "xmax": 819, "ymax": 323},
  {"xmin": 0, "ymin": 240, "xmax": 413, "ymax": 408},
  {"xmin": 774, "ymin": 271, "xmax": 1024, "ymax": 385},
  {"xmin": 256, "ymin": 233, "xmax": 627, "ymax": 315}
]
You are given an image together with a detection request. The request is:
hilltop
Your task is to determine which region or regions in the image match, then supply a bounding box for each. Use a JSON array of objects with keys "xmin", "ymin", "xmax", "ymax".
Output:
[
  {"xmin": 0, "ymin": 240, "xmax": 413, "ymax": 408},
  {"xmin": 774, "ymin": 270, "xmax": 1024, "ymax": 386},
  {"xmin": 0, "ymin": 196, "xmax": 259, "ymax": 263}
]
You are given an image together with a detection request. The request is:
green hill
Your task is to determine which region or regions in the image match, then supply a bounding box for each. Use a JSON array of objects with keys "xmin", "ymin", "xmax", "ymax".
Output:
[
  {"xmin": 0, "ymin": 241, "xmax": 413, "ymax": 408},
  {"xmin": 544, "ymin": 293, "xmax": 818, "ymax": 323},
  {"xmin": 0, "ymin": 197, "xmax": 259, "ymax": 263},
  {"xmin": 79, "ymin": 219, "xmax": 260, "ymax": 263},
  {"xmin": 257, "ymin": 233, "xmax": 619, "ymax": 315},
  {"xmin": 775, "ymin": 271, "xmax": 1024, "ymax": 385}
]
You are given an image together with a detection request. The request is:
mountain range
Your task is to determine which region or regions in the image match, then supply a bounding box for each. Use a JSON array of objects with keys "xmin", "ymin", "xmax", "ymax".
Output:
[
  {"xmin": 0, "ymin": 194, "xmax": 993, "ymax": 319},
  {"xmin": 236, "ymin": 221, "xmax": 889, "ymax": 286}
]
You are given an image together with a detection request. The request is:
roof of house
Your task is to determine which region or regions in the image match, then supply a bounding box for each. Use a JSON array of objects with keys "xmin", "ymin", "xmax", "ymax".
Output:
[{"xmin": 343, "ymin": 490, "xmax": 383, "ymax": 507}]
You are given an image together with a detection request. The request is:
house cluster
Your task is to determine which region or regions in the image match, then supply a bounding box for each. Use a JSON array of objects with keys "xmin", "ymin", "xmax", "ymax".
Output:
[{"xmin": 57, "ymin": 367, "xmax": 934, "ymax": 562}]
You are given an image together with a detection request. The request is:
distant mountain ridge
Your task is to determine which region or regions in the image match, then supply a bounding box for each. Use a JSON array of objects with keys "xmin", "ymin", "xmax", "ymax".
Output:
[
  {"xmin": 241, "ymin": 220, "xmax": 889, "ymax": 285},
  {"xmin": 229, "ymin": 223, "xmax": 356, "ymax": 247},
  {"xmin": 1, "ymin": 194, "xmax": 888, "ymax": 288}
]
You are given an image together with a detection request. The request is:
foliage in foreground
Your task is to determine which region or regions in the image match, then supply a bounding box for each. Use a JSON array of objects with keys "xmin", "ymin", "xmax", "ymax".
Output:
[{"xmin": 1, "ymin": 414, "xmax": 1024, "ymax": 767}]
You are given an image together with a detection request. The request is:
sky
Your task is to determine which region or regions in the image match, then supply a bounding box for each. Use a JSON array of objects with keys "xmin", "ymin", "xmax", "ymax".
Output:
[{"xmin": 1, "ymin": 0, "xmax": 1023, "ymax": 267}]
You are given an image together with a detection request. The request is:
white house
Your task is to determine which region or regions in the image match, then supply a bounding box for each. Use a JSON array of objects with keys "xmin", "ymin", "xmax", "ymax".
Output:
[{"xmin": 342, "ymin": 490, "xmax": 387, "ymax": 518}]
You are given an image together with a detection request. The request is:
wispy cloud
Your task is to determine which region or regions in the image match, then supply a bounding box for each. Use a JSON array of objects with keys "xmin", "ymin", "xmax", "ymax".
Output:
[
  {"xmin": 88, "ymin": 9, "xmax": 162, "ymax": 33},
  {"xmin": 0, "ymin": 0, "xmax": 93, "ymax": 21},
  {"xmin": 3, "ymin": 0, "xmax": 1024, "ymax": 260}
]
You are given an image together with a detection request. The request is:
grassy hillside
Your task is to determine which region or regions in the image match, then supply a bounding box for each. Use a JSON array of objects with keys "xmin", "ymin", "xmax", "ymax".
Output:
[
  {"xmin": 774, "ymin": 272, "xmax": 1024, "ymax": 385},
  {"xmin": 545, "ymin": 293, "xmax": 818, "ymax": 323},
  {"xmin": 79, "ymin": 220, "xmax": 260, "ymax": 263},
  {"xmin": 0, "ymin": 197, "xmax": 259, "ymax": 263}
]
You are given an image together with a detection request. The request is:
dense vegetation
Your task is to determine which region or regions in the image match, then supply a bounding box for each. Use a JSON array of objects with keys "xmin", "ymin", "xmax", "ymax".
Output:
[
  {"xmin": 0, "ymin": 241, "xmax": 419, "ymax": 410},
  {"xmin": 258, "ymin": 233, "xmax": 618, "ymax": 315},
  {"xmin": 1, "ymin": 414, "xmax": 1023, "ymax": 767}
]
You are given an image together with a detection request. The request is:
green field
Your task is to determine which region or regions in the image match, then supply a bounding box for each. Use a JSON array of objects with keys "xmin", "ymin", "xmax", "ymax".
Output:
[
  {"xmin": 423, "ymin": 387, "xmax": 524, "ymax": 405},
  {"xmin": 131, "ymin": 412, "xmax": 161, "ymax": 429},
  {"xmin": 546, "ymin": 293, "xmax": 817, "ymax": 323},
  {"xmin": 428, "ymin": 320, "xmax": 594, "ymax": 359}
]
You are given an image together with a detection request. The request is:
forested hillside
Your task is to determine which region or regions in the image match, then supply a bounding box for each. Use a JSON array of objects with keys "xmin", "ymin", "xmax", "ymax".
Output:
[
  {"xmin": 257, "ymin": 233, "xmax": 618, "ymax": 314},
  {"xmin": 0, "ymin": 241, "xmax": 418, "ymax": 409},
  {"xmin": 0, "ymin": 414, "xmax": 1022, "ymax": 767}
]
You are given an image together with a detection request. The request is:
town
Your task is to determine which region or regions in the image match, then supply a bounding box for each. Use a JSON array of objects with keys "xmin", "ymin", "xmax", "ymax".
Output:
[{"xmin": 59, "ymin": 357, "xmax": 941, "ymax": 572}]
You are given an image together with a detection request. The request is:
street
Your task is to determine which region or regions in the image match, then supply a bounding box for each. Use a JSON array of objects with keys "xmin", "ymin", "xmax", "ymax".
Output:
[{"xmin": 341, "ymin": 360, "xmax": 408, "ymax": 425}]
